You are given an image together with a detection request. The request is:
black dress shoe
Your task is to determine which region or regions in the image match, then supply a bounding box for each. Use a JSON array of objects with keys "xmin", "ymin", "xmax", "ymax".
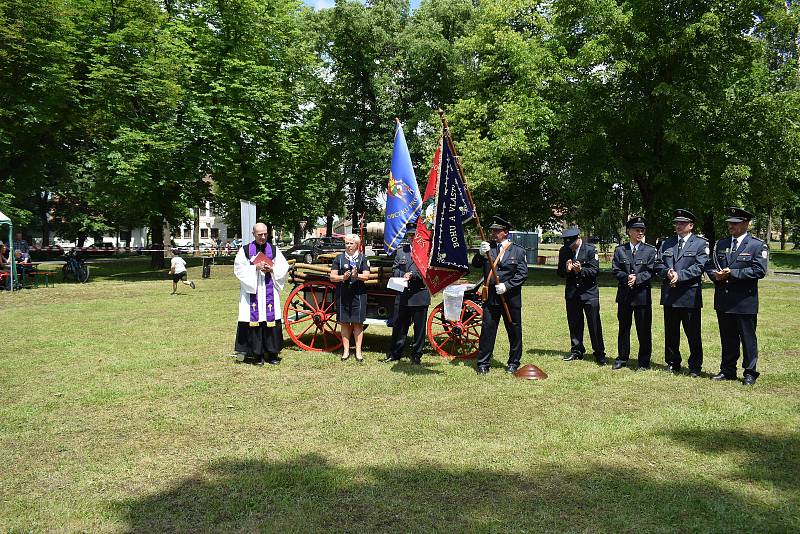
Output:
[
  {"xmin": 711, "ymin": 372, "xmax": 736, "ymax": 381},
  {"xmin": 742, "ymin": 375, "xmax": 757, "ymax": 386},
  {"xmin": 251, "ymin": 358, "xmax": 265, "ymax": 366},
  {"xmin": 381, "ymin": 355, "xmax": 402, "ymax": 363},
  {"xmin": 612, "ymin": 361, "xmax": 626, "ymax": 370},
  {"xmin": 476, "ymin": 366, "xmax": 489, "ymax": 375},
  {"xmin": 636, "ymin": 366, "xmax": 650, "ymax": 372},
  {"xmin": 411, "ymin": 357, "xmax": 421, "ymax": 365},
  {"xmin": 689, "ymin": 372, "xmax": 701, "ymax": 378},
  {"xmin": 266, "ymin": 358, "xmax": 281, "ymax": 365},
  {"xmin": 664, "ymin": 365, "xmax": 680, "ymax": 374},
  {"xmin": 563, "ymin": 353, "xmax": 583, "ymax": 362},
  {"xmin": 505, "ymin": 364, "xmax": 519, "ymax": 374}
]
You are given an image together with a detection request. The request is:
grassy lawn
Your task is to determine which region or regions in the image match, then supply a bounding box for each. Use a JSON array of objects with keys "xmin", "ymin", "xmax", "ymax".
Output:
[{"xmin": 1, "ymin": 257, "xmax": 799, "ymax": 532}]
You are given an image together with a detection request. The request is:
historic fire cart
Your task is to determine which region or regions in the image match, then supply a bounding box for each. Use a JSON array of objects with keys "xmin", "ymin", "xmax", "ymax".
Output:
[{"xmin": 282, "ymin": 260, "xmax": 483, "ymax": 359}]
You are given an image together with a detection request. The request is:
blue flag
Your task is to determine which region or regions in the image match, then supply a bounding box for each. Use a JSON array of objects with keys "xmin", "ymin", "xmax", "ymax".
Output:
[
  {"xmin": 429, "ymin": 137, "xmax": 473, "ymax": 271},
  {"xmin": 384, "ymin": 122, "xmax": 422, "ymax": 253}
]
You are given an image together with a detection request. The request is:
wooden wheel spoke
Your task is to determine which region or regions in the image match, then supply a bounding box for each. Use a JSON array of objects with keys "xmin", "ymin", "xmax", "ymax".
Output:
[
  {"xmin": 294, "ymin": 320, "xmax": 316, "ymax": 338},
  {"xmin": 287, "ymin": 315, "xmax": 313, "ymax": 325}
]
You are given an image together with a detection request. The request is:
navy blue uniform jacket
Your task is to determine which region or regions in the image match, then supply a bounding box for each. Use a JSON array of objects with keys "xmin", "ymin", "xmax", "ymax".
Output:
[
  {"xmin": 705, "ymin": 235, "xmax": 768, "ymax": 314},
  {"xmin": 655, "ymin": 234, "xmax": 709, "ymax": 308},
  {"xmin": 611, "ymin": 242, "xmax": 657, "ymax": 306},
  {"xmin": 557, "ymin": 243, "xmax": 600, "ymax": 301},
  {"xmin": 472, "ymin": 242, "xmax": 528, "ymax": 307},
  {"xmin": 392, "ymin": 245, "xmax": 431, "ymax": 307}
]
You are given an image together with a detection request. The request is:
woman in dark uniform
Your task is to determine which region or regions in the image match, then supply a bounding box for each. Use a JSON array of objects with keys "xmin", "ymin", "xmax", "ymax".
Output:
[{"xmin": 330, "ymin": 234, "xmax": 371, "ymax": 361}]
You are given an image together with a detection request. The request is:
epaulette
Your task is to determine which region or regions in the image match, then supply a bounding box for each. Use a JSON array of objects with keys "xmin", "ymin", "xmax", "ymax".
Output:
[
  {"xmin": 641, "ymin": 242, "xmax": 656, "ymax": 249},
  {"xmin": 614, "ymin": 244, "xmax": 625, "ymax": 250},
  {"xmin": 749, "ymin": 235, "xmax": 765, "ymax": 243}
]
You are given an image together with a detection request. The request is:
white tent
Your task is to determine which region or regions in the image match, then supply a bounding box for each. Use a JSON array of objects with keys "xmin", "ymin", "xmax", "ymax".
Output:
[{"xmin": 0, "ymin": 210, "xmax": 16, "ymax": 291}]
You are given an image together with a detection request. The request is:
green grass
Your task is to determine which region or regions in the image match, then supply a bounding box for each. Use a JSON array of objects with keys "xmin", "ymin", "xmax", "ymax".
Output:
[
  {"xmin": 771, "ymin": 249, "xmax": 800, "ymax": 271},
  {"xmin": 1, "ymin": 258, "xmax": 799, "ymax": 532}
]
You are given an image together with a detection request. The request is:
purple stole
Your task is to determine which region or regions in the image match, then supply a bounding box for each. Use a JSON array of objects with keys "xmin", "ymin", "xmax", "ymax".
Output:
[{"xmin": 248, "ymin": 241, "xmax": 276, "ymax": 327}]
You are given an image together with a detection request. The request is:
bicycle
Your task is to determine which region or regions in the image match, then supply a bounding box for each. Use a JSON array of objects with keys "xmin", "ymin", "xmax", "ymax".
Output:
[{"xmin": 62, "ymin": 249, "xmax": 90, "ymax": 283}]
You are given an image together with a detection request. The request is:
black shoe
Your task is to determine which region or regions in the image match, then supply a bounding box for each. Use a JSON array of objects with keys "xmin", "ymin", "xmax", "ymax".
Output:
[
  {"xmin": 251, "ymin": 358, "xmax": 265, "ymax": 366},
  {"xmin": 689, "ymin": 372, "xmax": 701, "ymax": 378},
  {"xmin": 411, "ymin": 357, "xmax": 422, "ymax": 365},
  {"xmin": 711, "ymin": 372, "xmax": 736, "ymax": 381},
  {"xmin": 476, "ymin": 366, "xmax": 489, "ymax": 375},
  {"xmin": 596, "ymin": 358, "xmax": 607, "ymax": 366},
  {"xmin": 742, "ymin": 375, "xmax": 757, "ymax": 386},
  {"xmin": 612, "ymin": 361, "xmax": 626, "ymax": 370},
  {"xmin": 505, "ymin": 364, "xmax": 519, "ymax": 374},
  {"xmin": 381, "ymin": 355, "xmax": 402, "ymax": 363},
  {"xmin": 664, "ymin": 365, "xmax": 681, "ymax": 375},
  {"xmin": 266, "ymin": 358, "xmax": 281, "ymax": 365},
  {"xmin": 636, "ymin": 366, "xmax": 650, "ymax": 372},
  {"xmin": 563, "ymin": 353, "xmax": 583, "ymax": 362}
]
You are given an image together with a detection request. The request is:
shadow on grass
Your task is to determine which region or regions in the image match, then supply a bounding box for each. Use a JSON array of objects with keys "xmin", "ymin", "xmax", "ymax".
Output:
[
  {"xmin": 113, "ymin": 451, "xmax": 797, "ymax": 532},
  {"xmin": 667, "ymin": 429, "xmax": 800, "ymax": 492}
]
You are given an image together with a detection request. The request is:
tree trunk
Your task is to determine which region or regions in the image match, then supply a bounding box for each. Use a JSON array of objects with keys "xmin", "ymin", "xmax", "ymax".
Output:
[
  {"xmin": 294, "ymin": 221, "xmax": 303, "ymax": 245},
  {"xmin": 326, "ymin": 213, "xmax": 334, "ymax": 237},
  {"xmin": 766, "ymin": 205, "xmax": 773, "ymax": 246},
  {"xmin": 193, "ymin": 206, "xmax": 200, "ymax": 257},
  {"xmin": 702, "ymin": 212, "xmax": 716, "ymax": 248},
  {"xmin": 37, "ymin": 190, "xmax": 50, "ymax": 246},
  {"xmin": 780, "ymin": 213, "xmax": 786, "ymax": 250},
  {"xmin": 150, "ymin": 216, "xmax": 165, "ymax": 269}
]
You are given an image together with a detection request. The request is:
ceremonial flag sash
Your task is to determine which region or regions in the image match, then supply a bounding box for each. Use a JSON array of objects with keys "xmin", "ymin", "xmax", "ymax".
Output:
[
  {"xmin": 384, "ymin": 121, "xmax": 422, "ymax": 253},
  {"xmin": 248, "ymin": 241, "xmax": 275, "ymax": 326}
]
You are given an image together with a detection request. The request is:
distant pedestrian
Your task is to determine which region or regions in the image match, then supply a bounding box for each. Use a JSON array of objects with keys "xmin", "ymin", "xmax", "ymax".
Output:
[{"xmin": 169, "ymin": 252, "xmax": 196, "ymax": 294}]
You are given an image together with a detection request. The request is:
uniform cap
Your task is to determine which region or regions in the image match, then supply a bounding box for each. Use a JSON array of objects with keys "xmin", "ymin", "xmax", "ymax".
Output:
[
  {"xmin": 405, "ymin": 220, "xmax": 417, "ymax": 232},
  {"xmin": 489, "ymin": 216, "xmax": 511, "ymax": 231},
  {"xmin": 561, "ymin": 227, "xmax": 580, "ymax": 242},
  {"xmin": 724, "ymin": 206, "xmax": 754, "ymax": 223},
  {"xmin": 626, "ymin": 216, "xmax": 646, "ymax": 229},
  {"xmin": 672, "ymin": 209, "xmax": 696, "ymax": 223}
]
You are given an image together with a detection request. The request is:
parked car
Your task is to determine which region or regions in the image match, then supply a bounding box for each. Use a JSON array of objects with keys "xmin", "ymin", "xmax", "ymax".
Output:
[{"xmin": 285, "ymin": 237, "xmax": 346, "ymax": 263}]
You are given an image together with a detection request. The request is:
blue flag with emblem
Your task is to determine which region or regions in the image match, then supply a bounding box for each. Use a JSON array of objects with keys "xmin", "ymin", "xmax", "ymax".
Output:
[
  {"xmin": 384, "ymin": 122, "xmax": 422, "ymax": 253},
  {"xmin": 428, "ymin": 134, "xmax": 474, "ymax": 270}
]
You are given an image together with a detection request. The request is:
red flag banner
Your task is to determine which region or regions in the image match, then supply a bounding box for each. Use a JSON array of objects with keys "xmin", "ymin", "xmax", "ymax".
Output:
[{"xmin": 411, "ymin": 133, "xmax": 471, "ymax": 295}]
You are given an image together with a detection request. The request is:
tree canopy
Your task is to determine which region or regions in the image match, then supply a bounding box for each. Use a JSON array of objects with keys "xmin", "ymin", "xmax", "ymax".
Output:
[{"xmin": 1, "ymin": 0, "xmax": 798, "ymax": 244}]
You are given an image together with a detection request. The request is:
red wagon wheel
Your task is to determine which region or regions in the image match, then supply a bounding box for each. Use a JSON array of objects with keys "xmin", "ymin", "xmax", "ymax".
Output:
[
  {"xmin": 283, "ymin": 280, "xmax": 343, "ymax": 352},
  {"xmin": 427, "ymin": 299, "xmax": 483, "ymax": 360}
]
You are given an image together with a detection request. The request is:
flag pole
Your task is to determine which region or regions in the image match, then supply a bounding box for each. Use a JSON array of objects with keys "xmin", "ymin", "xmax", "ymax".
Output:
[{"xmin": 437, "ymin": 109, "xmax": 514, "ymax": 325}]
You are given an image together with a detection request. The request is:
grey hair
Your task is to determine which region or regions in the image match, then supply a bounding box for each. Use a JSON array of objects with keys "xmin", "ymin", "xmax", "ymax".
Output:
[{"xmin": 345, "ymin": 233, "xmax": 361, "ymax": 245}]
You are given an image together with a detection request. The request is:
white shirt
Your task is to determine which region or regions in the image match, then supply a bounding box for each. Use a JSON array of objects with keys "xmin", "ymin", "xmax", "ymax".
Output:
[{"xmin": 171, "ymin": 256, "xmax": 187, "ymax": 274}]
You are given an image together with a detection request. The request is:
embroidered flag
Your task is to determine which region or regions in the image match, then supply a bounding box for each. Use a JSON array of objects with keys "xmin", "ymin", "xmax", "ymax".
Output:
[
  {"xmin": 411, "ymin": 129, "xmax": 474, "ymax": 295},
  {"xmin": 384, "ymin": 122, "xmax": 422, "ymax": 253}
]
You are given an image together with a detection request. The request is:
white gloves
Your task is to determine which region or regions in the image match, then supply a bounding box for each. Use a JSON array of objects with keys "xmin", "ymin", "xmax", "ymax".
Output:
[
  {"xmin": 479, "ymin": 241, "xmax": 491, "ymax": 255},
  {"xmin": 495, "ymin": 282, "xmax": 507, "ymax": 295}
]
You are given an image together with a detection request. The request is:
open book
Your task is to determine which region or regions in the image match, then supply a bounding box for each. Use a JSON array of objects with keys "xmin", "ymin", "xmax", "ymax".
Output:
[{"xmin": 250, "ymin": 251, "xmax": 273, "ymax": 267}]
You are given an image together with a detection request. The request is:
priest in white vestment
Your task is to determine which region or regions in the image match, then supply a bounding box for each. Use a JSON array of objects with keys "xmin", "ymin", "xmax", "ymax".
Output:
[{"xmin": 233, "ymin": 222, "xmax": 289, "ymax": 365}]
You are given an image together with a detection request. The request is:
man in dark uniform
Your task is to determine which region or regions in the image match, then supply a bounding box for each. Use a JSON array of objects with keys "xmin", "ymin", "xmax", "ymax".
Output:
[
  {"xmin": 611, "ymin": 217, "xmax": 657, "ymax": 370},
  {"xmin": 384, "ymin": 221, "xmax": 431, "ymax": 364},
  {"xmin": 706, "ymin": 207, "xmax": 768, "ymax": 386},
  {"xmin": 557, "ymin": 227, "xmax": 606, "ymax": 365},
  {"xmin": 472, "ymin": 216, "xmax": 529, "ymax": 375},
  {"xmin": 655, "ymin": 209, "xmax": 709, "ymax": 377}
]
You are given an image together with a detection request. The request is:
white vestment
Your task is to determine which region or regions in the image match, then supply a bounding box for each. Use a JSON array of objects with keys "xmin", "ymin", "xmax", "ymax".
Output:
[{"xmin": 234, "ymin": 244, "xmax": 289, "ymax": 322}]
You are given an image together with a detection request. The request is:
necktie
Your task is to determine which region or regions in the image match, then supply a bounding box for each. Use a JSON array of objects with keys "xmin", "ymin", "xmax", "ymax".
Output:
[
  {"xmin": 730, "ymin": 238, "xmax": 738, "ymax": 260},
  {"xmin": 632, "ymin": 244, "xmax": 638, "ymax": 256},
  {"xmin": 677, "ymin": 238, "xmax": 684, "ymax": 255}
]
